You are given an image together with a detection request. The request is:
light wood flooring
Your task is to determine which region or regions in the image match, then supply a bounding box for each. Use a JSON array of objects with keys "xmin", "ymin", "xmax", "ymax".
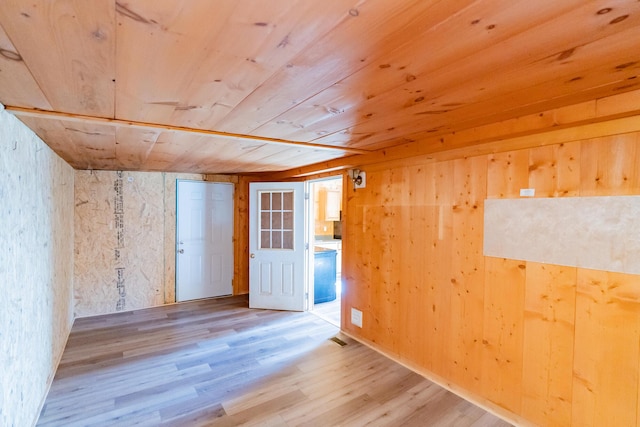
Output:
[
  {"xmin": 311, "ymin": 275, "xmax": 342, "ymax": 326},
  {"xmin": 38, "ymin": 295, "xmax": 512, "ymax": 426},
  {"xmin": 311, "ymin": 296, "xmax": 341, "ymax": 327}
]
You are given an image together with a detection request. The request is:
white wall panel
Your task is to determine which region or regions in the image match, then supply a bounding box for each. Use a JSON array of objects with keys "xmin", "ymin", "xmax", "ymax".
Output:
[{"xmin": 484, "ymin": 196, "xmax": 640, "ymax": 274}]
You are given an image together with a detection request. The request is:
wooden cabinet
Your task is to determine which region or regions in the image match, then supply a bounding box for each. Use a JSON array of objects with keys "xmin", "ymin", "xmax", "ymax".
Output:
[
  {"xmin": 316, "ymin": 188, "xmax": 341, "ymax": 221},
  {"xmin": 324, "ymin": 190, "xmax": 341, "ymax": 221},
  {"xmin": 313, "ymin": 247, "xmax": 337, "ymax": 303},
  {"xmin": 315, "ymin": 240, "xmax": 341, "ymax": 276}
]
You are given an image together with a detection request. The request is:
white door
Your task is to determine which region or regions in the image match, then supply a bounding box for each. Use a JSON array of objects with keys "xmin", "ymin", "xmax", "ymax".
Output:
[
  {"xmin": 176, "ymin": 181, "xmax": 233, "ymax": 301},
  {"xmin": 249, "ymin": 182, "xmax": 306, "ymax": 311}
]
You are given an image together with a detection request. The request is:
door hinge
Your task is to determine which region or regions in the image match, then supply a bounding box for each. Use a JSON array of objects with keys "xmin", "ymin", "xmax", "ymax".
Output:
[
  {"xmin": 304, "ymin": 192, "xmax": 310, "ymax": 200},
  {"xmin": 305, "ymin": 243, "xmax": 309, "ymax": 250}
]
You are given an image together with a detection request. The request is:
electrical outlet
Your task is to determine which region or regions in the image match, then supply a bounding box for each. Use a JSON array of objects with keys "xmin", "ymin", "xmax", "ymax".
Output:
[{"xmin": 351, "ymin": 308, "xmax": 363, "ymax": 328}]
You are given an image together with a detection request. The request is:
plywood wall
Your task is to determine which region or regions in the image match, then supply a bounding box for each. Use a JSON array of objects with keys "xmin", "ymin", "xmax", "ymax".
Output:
[
  {"xmin": 342, "ymin": 132, "xmax": 640, "ymax": 426},
  {"xmin": 0, "ymin": 106, "xmax": 75, "ymax": 427},
  {"xmin": 74, "ymin": 171, "xmax": 205, "ymax": 317}
]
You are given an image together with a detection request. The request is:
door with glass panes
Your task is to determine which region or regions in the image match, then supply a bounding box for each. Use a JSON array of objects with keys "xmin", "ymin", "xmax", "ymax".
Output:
[{"xmin": 248, "ymin": 182, "xmax": 305, "ymax": 311}]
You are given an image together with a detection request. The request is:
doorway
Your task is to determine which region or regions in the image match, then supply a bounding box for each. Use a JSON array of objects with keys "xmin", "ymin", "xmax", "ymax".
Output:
[
  {"xmin": 308, "ymin": 177, "xmax": 343, "ymax": 326},
  {"xmin": 245, "ymin": 178, "xmax": 343, "ymax": 324}
]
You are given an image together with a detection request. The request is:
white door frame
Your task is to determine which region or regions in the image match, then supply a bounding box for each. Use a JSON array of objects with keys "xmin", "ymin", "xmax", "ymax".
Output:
[
  {"xmin": 306, "ymin": 181, "xmax": 317, "ymax": 312},
  {"xmin": 307, "ymin": 175, "xmax": 343, "ymax": 313}
]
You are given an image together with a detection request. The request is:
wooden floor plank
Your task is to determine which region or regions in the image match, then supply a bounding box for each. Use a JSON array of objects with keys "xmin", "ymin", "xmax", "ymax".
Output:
[{"xmin": 38, "ymin": 295, "xmax": 511, "ymax": 426}]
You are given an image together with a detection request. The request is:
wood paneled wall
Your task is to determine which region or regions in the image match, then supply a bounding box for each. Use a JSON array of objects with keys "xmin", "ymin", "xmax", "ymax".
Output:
[
  {"xmin": 233, "ymin": 175, "xmax": 251, "ymax": 295},
  {"xmin": 341, "ymin": 132, "xmax": 640, "ymax": 426}
]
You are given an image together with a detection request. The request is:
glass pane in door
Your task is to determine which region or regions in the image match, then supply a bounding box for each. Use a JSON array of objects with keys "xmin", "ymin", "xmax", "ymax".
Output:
[{"xmin": 258, "ymin": 190, "xmax": 294, "ymax": 250}]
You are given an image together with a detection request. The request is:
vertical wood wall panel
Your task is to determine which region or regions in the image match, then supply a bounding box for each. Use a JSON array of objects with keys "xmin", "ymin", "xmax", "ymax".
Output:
[
  {"xmin": 360, "ymin": 169, "xmax": 381, "ymax": 341},
  {"xmin": 580, "ymin": 134, "xmax": 640, "ymax": 196},
  {"xmin": 342, "ymin": 129, "xmax": 640, "ymax": 425},
  {"xmin": 522, "ymin": 263, "xmax": 576, "ymax": 426},
  {"xmin": 409, "ymin": 166, "xmax": 433, "ymax": 369},
  {"xmin": 233, "ymin": 176, "xmax": 250, "ymax": 295},
  {"xmin": 450, "ymin": 156, "xmax": 486, "ymax": 394},
  {"xmin": 387, "ymin": 167, "xmax": 409, "ymax": 355},
  {"xmin": 487, "ymin": 150, "xmax": 528, "ymax": 198},
  {"xmin": 572, "ymin": 269, "xmax": 640, "ymax": 427},
  {"xmin": 482, "ymin": 257, "xmax": 526, "ymax": 413},
  {"xmin": 416, "ymin": 165, "xmax": 438, "ymax": 372},
  {"xmin": 484, "ymin": 149, "xmax": 528, "ymax": 413},
  {"xmin": 571, "ymin": 132, "xmax": 640, "ymax": 426},
  {"xmin": 521, "ymin": 138, "xmax": 581, "ymax": 426},
  {"xmin": 430, "ymin": 161, "xmax": 455, "ymax": 378},
  {"xmin": 0, "ymin": 107, "xmax": 75, "ymax": 426},
  {"xmin": 528, "ymin": 142, "xmax": 580, "ymax": 198},
  {"xmin": 367, "ymin": 169, "xmax": 394, "ymax": 349},
  {"xmin": 395, "ymin": 166, "xmax": 428, "ymax": 366},
  {"xmin": 343, "ymin": 170, "xmax": 377, "ymax": 338}
]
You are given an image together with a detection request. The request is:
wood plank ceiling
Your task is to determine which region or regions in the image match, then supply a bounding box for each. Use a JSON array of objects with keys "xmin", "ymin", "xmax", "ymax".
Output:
[{"xmin": 0, "ymin": 0, "xmax": 639, "ymax": 173}]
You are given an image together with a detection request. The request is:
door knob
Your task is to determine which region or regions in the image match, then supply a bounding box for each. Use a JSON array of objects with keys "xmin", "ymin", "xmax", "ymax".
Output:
[
  {"xmin": 178, "ymin": 249, "xmax": 184, "ymax": 254},
  {"xmin": 250, "ymin": 253, "xmax": 255, "ymax": 258}
]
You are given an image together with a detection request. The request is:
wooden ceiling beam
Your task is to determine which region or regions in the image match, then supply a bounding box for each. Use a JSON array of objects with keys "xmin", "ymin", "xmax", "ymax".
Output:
[
  {"xmin": 267, "ymin": 114, "xmax": 640, "ymax": 179},
  {"xmin": 264, "ymin": 90, "xmax": 640, "ymax": 180},
  {"xmin": 4, "ymin": 106, "xmax": 370, "ymax": 155}
]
